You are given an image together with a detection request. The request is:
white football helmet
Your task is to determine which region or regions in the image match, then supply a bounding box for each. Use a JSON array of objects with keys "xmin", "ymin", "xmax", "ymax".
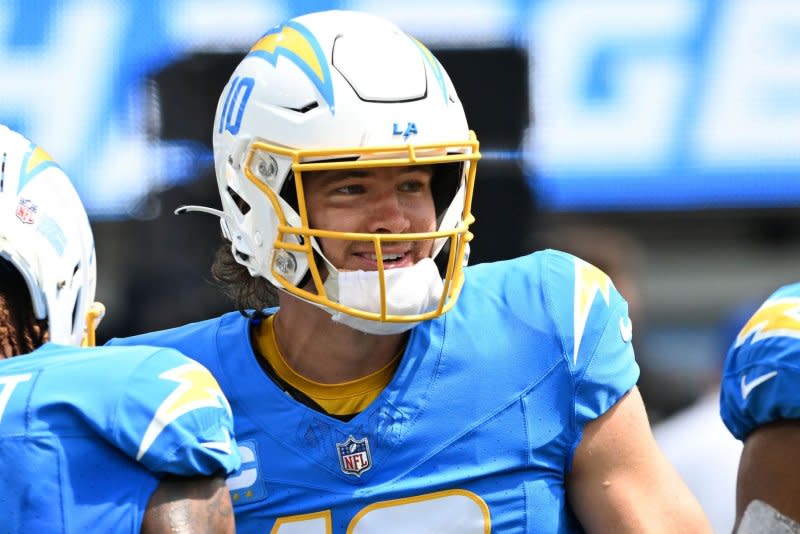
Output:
[
  {"xmin": 0, "ymin": 125, "xmax": 103, "ymax": 347},
  {"xmin": 201, "ymin": 10, "xmax": 480, "ymax": 329}
]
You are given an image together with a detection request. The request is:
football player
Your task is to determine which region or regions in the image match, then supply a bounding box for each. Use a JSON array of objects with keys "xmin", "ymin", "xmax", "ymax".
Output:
[
  {"xmin": 0, "ymin": 125, "xmax": 240, "ymax": 533},
  {"xmin": 110, "ymin": 10, "xmax": 710, "ymax": 532},
  {"xmin": 720, "ymin": 282, "xmax": 800, "ymax": 531}
]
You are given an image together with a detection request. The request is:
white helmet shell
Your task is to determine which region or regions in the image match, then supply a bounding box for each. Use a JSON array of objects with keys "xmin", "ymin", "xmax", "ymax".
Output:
[
  {"xmin": 0, "ymin": 125, "xmax": 97, "ymax": 346},
  {"xmin": 209, "ymin": 10, "xmax": 479, "ymax": 325}
]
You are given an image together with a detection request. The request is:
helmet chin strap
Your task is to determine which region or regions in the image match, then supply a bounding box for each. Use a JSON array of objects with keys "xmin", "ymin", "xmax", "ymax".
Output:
[{"xmin": 321, "ymin": 258, "xmax": 445, "ymax": 336}]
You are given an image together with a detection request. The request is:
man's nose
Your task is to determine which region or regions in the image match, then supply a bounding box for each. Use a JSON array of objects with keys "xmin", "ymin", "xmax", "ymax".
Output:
[{"xmin": 366, "ymin": 190, "xmax": 411, "ymax": 234}]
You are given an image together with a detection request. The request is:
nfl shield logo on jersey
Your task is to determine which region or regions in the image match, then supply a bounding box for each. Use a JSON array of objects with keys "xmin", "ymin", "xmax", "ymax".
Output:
[{"xmin": 336, "ymin": 435, "xmax": 372, "ymax": 477}]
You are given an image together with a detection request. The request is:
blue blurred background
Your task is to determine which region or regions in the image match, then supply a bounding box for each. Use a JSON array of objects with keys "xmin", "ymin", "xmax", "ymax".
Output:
[{"xmin": 2, "ymin": 0, "xmax": 799, "ymax": 420}]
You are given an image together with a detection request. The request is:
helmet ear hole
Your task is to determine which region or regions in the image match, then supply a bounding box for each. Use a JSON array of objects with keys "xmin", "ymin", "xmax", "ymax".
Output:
[{"xmin": 226, "ymin": 186, "xmax": 251, "ymax": 216}]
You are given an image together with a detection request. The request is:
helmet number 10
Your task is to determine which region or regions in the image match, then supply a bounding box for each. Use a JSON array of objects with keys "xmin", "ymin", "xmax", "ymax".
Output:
[{"xmin": 219, "ymin": 76, "xmax": 255, "ymax": 135}]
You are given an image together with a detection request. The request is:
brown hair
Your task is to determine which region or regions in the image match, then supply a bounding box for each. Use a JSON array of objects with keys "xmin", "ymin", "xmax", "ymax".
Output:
[
  {"xmin": 211, "ymin": 243, "xmax": 278, "ymax": 315},
  {"xmin": 0, "ymin": 260, "xmax": 48, "ymax": 358}
]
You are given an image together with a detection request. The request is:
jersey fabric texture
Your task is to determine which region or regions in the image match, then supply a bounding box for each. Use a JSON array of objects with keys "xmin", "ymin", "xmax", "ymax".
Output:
[
  {"xmin": 109, "ymin": 249, "xmax": 639, "ymax": 533},
  {"xmin": 0, "ymin": 343, "xmax": 241, "ymax": 533},
  {"xmin": 721, "ymin": 282, "xmax": 800, "ymax": 441}
]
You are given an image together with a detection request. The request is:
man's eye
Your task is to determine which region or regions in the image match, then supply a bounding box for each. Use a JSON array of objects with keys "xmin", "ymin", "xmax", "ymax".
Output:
[
  {"xmin": 399, "ymin": 181, "xmax": 425, "ymax": 192},
  {"xmin": 335, "ymin": 184, "xmax": 364, "ymax": 194}
]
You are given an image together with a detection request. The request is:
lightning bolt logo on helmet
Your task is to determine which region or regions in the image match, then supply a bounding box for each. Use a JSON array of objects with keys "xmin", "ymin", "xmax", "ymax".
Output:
[
  {"xmin": 248, "ymin": 21, "xmax": 335, "ymax": 113},
  {"xmin": 17, "ymin": 141, "xmax": 59, "ymax": 194},
  {"xmin": 137, "ymin": 361, "xmax": 232, "ymax": 461},
  {"xmin": 734, "ymin": 297, "xmax": 800, "ymax": 348},
  {"xmin": 411, "ymin": 38, "xmax": 448, "ymax": 105}
]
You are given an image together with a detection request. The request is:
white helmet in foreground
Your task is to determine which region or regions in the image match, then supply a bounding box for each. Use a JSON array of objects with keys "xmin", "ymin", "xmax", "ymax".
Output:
[
  {"xmin": 0, "ymin": 125, "xmax": 103, "ymax": 347},
  {"xmin": 195, "ymin": 10, "xmax": 480, "ymax": 334}
]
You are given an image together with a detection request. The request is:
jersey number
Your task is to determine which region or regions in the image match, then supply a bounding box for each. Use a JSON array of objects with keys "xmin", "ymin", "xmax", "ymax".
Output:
[{"xmin": 271, "ymin": 489, "xmax": 490, "ymax": 533}]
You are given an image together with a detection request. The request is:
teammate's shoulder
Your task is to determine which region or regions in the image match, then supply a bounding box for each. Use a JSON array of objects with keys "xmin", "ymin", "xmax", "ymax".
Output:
[
  {"xmin": 0, "ymin": 343, "xmax": 170, "ymax": 372},
  {"xmin": 88, "ymin": 343, "xmax": 178, "ymax": 359},
  {"xmin": 721, "ymin": 284, "xmax": 800, "ymax": 439},
  {"xmin": 29, "ymin": 344, "xmax": 196, "ymax": 384},
  {"xmin": 107, "ymin": 310, "xmax": 242, "ymax": 348},
  {"xmin": 726, "ymin": 282, "xmax": 800, "ymax": 367}
]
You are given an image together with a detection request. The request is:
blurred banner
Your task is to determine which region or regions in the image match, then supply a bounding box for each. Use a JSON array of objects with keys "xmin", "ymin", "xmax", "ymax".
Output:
[
  {"xmin": 529, "ymin": 0, "xmax": 800, "ymax": 210},
  {"xmin": 1, "ymin": 0, "xmax": 798, "ymax": 216}
]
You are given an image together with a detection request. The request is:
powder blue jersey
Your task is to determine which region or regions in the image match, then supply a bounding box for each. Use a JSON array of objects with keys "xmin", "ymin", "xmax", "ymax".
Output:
[
  {"xmin": 0, "ymin": 343, "xmax": 241, "ymax": 533},
  {"xmin": 110, "ymin": 250, "xmax": 639, "ymax": 533},
  {"xmin": 721, "ymin": 282, "xmax": 800, "ymax": 441}
]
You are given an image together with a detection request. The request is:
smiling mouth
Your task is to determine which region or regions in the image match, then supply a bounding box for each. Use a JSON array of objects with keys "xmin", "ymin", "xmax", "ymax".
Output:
[{"xmin": 352, "ymin": 251, "xmax": 413, "ymax": 269}]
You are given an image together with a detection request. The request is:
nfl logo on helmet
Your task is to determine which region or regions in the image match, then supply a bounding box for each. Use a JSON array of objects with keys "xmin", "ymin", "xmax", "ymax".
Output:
[
  {"xmin": 15, "ymin": 198, "xmax": 37, "ymax": 224},
  {"xmin": 336, "ymin": 435, "xmax": 372, "ymax": 477}
]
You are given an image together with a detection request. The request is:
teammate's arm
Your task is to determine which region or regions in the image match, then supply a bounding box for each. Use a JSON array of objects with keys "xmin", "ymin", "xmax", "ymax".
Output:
[
  {"xmin": 734, "ymin": 420, "xmax": 800, "ymax": 530},
  {"xmin": 141, "ymin": 475, "xmax": 234, "ymax": 534},
  {"xmin": 565, "ymin": 386, "xmax": 711, "ymax": 533}
]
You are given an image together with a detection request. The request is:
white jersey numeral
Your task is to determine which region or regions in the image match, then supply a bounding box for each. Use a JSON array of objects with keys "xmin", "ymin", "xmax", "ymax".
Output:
[
  {"xmin": 272, "ymin": 490, "xmax": 490, "ymax": 533},
  {"xmin": 0, "ymin": 374, "xmax": 32, "ymax": 424}
]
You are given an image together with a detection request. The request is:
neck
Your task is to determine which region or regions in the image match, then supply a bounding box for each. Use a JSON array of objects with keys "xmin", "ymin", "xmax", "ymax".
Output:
[{"xmin": 272, "ymin": 292, "xmax": 407, "ymax": 384}]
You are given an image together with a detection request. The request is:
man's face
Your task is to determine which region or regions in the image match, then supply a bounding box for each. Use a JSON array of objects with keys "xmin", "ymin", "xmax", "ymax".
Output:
[{"xmin": 302, "ymin": 165, "xmax": 437, "ymax": 273}]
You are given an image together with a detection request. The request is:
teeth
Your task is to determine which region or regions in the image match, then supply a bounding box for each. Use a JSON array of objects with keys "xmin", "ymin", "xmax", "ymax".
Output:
[{"xmin": 365, "ymin": 253, "xmax": 403, "ymax": 261}]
